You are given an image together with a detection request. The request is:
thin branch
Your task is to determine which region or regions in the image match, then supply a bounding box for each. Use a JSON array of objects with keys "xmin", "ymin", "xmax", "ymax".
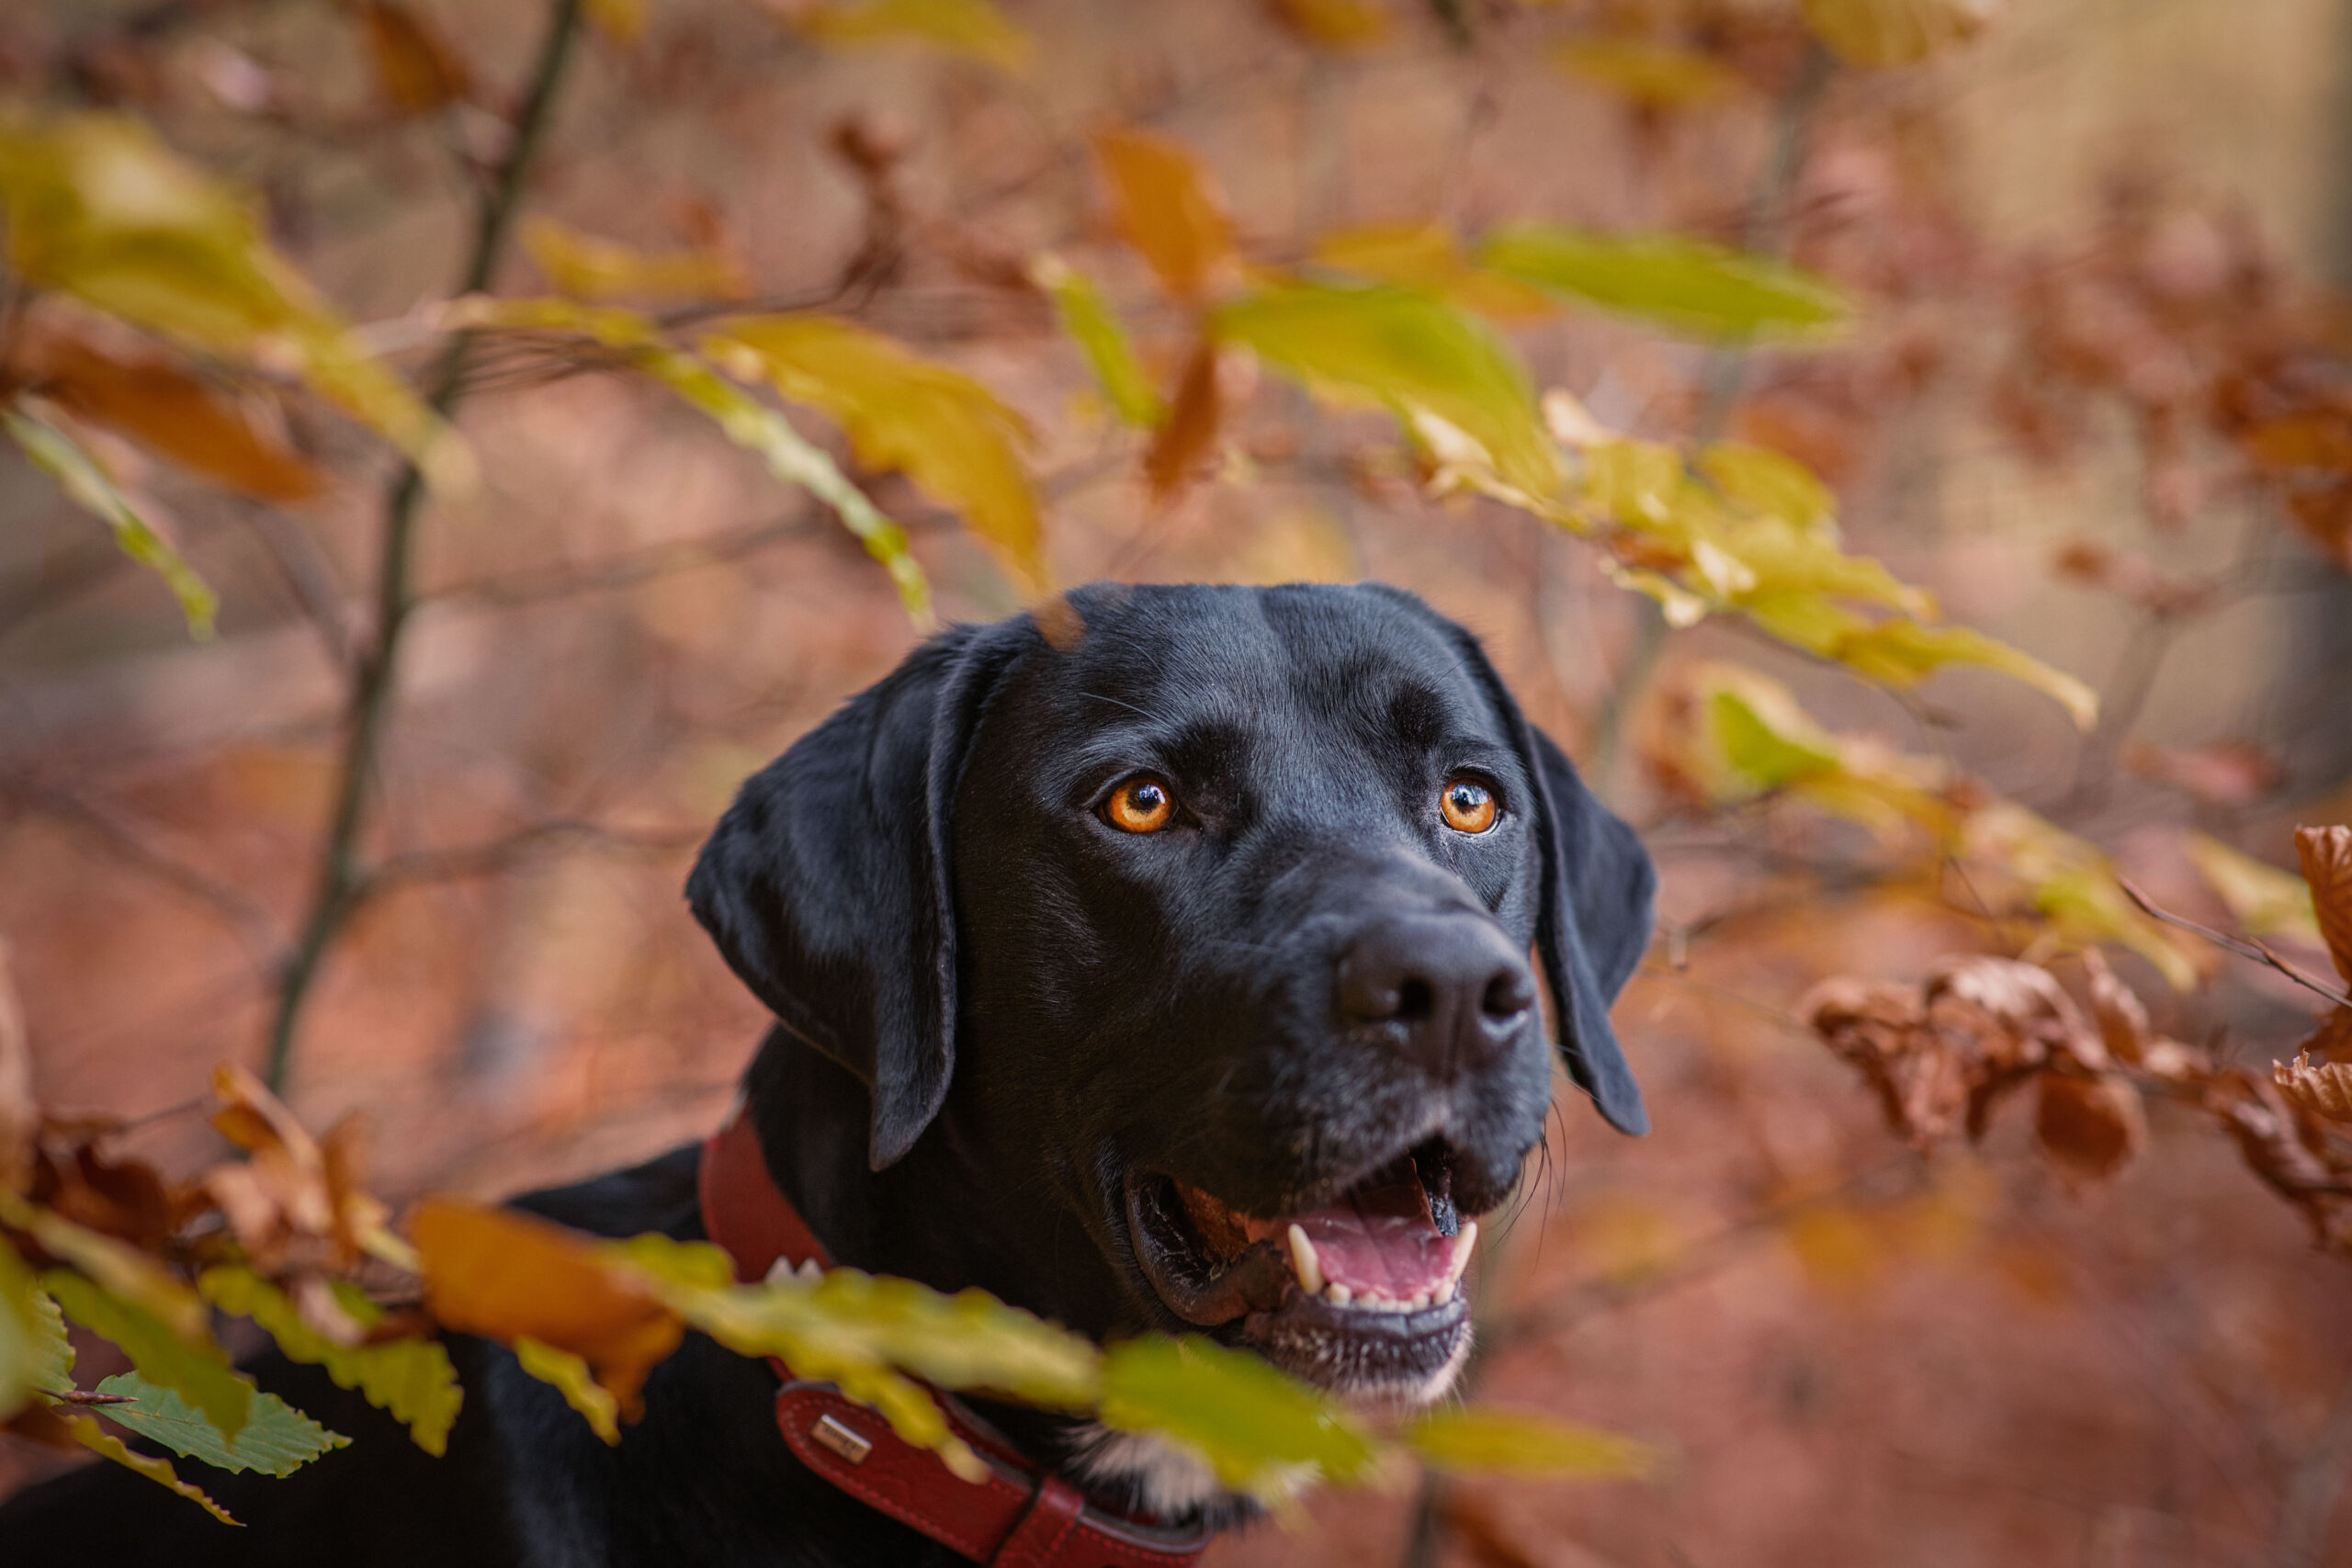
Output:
[
  {"xmin": 266, "ymin": 0, "xmax": 587, "ymax": 1092},
  {"xmin": 2117, "ymin": 877, "xmax": 2352, "ymax": 1010},
  {"xmin": 366, "ymin": 819, "xmax": 702, "ymax": 890}
]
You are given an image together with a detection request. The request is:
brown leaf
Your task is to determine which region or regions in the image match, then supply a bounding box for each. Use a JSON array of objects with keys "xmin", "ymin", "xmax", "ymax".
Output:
[
  {"xmin": 201, "ymin": 1064, "xmax": 388, "ymax": 1272},
  {"xmin": 0, "ymin": 943, "xmax": 28, "ymax": 1195},
  {"xmin": 29, "ymin": 336, "xmax": 323, "ymax": 502},
  {"xmin": 2275, "ymin": 1043, "xmax": 2352, "ymax": 1123},
  {"xmin": 2205, "ymin": 1068, "xmax": 2352, "ymax": 1252},
  {"xmin": 2293, "ymin": 826, "xmax": 2352, "ymax": 986},
  {"xmin": 1091, "ymin": 128, "xmax": 1237, "ymax": 302},
  {"xmin": 2078, "ymin": 949, "xmax": 2148, "ymax": 1065},
  {"xmin": 2035, "ymin": 1072, "xmax": 2147, "ymax": 1180},
  {"xmin": 364, "ymin": 2, "xmax": 469, "ymax": 116},
  {"xmin": 1143, "ymin": 337, "xmax": 1222, "ymax": 503},
  {"xmin": 31, "ymin": 1142, "xmax": 176, "ymax": 1251},
  {"xmin": 411, "ymin": 1198, "xmax": 682, "ymax": 1418}
]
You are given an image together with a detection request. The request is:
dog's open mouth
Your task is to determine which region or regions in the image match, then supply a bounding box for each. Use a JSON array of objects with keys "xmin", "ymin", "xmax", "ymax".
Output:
[{"xmin": 1124, "ymin": 1141, "xmax": 1477, "ymax": 1398}]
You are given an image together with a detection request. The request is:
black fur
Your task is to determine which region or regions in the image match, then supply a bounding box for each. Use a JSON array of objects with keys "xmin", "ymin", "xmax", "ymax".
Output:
[{"xmin": 0, "ymin": 582, "xmax": 1652, "ymax": 1565}]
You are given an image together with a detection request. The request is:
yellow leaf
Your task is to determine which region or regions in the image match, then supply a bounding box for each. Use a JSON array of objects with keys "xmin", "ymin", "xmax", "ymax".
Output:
[
  {"xmin": 1212, "ymin": 281, "xmax": 1560, "ymax": 500},
  {"xmin": 0, "ymin": 1191, "xmax": 206, "ymax": 1342},
  {"xmin": 522, "ymin": 217, "xmax": 750, "ymax": 305},
  {"xmin": 1821, "ymin": 619, "xmax": 2098, "ymax": 731},
  {"xmin": 1405, "ymin": 1406, "xmax": 1655, "ymax": 1479},
  {"xmin": 1698, "ymin": 441, "xmax": 1835, "ymax": 537},
  {"xmin": 2182, "ymin": 833, "xmax": 2324, "ymax": 949},
  {"xmin": 797, "ymin": 0, "xmax": 1033, "ymax": 72},
  {"xmin": 1029, "ymin": 254, "xmax": 1161, "ymax": 427},
  {"xmin": 447, "ymin": 297, "xmax": 930, "ymax": 618},
  {"xmin": 1, "ymin": 1241, "xmax": 67, "ymax": 1421},
  {"xmin": 1143, "ymin": 337, "xmax": 1223, "ymax": 502},
  {"xmin": 198, "ymin": 1267, "xmax": 462, "ymax": 1457},
  {"xmin": 28, "ymin": 333, "xmax": 322, "ymax": 501},
  {"xmin": 1479, "ymin": 224, "xmax": 1849, "ymax": 340},
  {"xmin": 1801, "ymin": 0, "xmax": 1999, "ymax": 68},
  {"xmin": 1098, "ymin": 1334, "xmax": 1374, "ymax": 1498},
  {"xmin": 1092, "ymin": 127, "xmax": 1238, "ymax": 302},
  {"xmin": 1310, "ymin": 222, "xmax": 1555, "ymax": 321},
  {"xmin": 50, "ymin": 1408, "xmax": 239, "ymax": 1525},
  {"xmin": 1553, "ymin": 36, "xmax": 1743, "ymax": 109},
  {"xmin": 704, "ymin": 314, "xmax": 1043, "ymax": 592},
  {"xmin": 583, "ymin": 0, "xmax": 649, "ymax": 44},
  {"xmin": 5, "ymin": 404, "xmax": 216, "ymax": 637},
  {"xmin": 514, "ymin": 1336, "xmax": 621, "ymax": 1445},
  {"xmin": 1268, "ymin": 0, "xmax": 1390, "ymax": 50},
  {"xmin": 0, "ymin": 113, "xmax": 460, "ymax": 481}
]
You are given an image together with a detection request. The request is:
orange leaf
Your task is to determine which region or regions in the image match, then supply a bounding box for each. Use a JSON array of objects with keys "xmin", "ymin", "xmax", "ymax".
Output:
[
  {"xmin": 410, "ymin": 1199, "xmax": 682, "ymax": 1418},
  {"xmin": 31, "ymin": 336, "xmax": 322, "ymax": 502},
  {"xmin": 1143, "ymin": 338, "xmax": 1222, "ymax": 502},
  {"xmin": 1091, "ymin": 128, "xmax": 1237, "ymax": 302},
  {"xmin": 364, "ymin": 2, "xmax": 469, "ymax": 116},
  {"xmin": 1267, "ymin": 0, "xmax": 1389, "ymax": 49},
  {"xmin": 2275, "ymin": 1038, "xmax": 2352, "ymax": 1123},
  {"xmin": 2294, "ymin": 826, "xmax": 2352, "ymax": 987}
]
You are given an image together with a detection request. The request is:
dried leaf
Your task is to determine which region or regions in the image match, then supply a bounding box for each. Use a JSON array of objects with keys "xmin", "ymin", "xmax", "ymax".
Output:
[
  {"xmin": 2275, "ymin": 1043, "xmax": 2352, "ymax": 1123},
  {"xmin": 5, "ymin": 405, "xmax": 217, "ymax": 637},
  {"xmin": 28, "ymin": 335, "xmax": 322, "ymax": 500},
  {"xmin": 2294, "ymin": 826, "xmax": 2352, "ymax": 987},
  {"xmin": 2205, "ymin": 1070, "xmax": 2352, "ymax": 1251},
  {"xmin": 522, "ymin": 217, "xmax": 750, "ymax": 305},
  {"xmin": 91, "ymin": 1370, "xmax": 347, "ymax": 1476},
  {"xmin": 1268, "ymin": 0, "xmax": 1390, "ymax": 50},
  {"xmin": 1553, "ymin": 37, "xmax": 1743, "ymax": 109},
  {"xmin": 1144, "ymin": 337, "xmax": 1223, "ymax": 502},
  {"xmin": 1404, "ymin": 1406, "xmax": 1655, "ymax": 1478},
  {"xmin": 2035, "ymin": 1073, "xmax": 2147, "ymax": 1181},
  {"xmin": 1030, "ymin": 254, "xmax": 1162, "ymax": 427},
  {"xmin": 1800, "ymin": 0, "xmax": 1999, "ymax": 68},
  {"xmin": 1478, "ymin": 225, "xmax": 1849, "ymax": 340},
  {"xmin": 1092, "ymin": 127, "xmax": 1238, "ymax": 302},
  {"xmin": 797, "ymin": 0, "xmax": 1034, "ymax": 72},
  {"xmin": 2078, "ymin": 950, "xmax": 2149, "ymax": 1066},
  {"xmin": 198, "ymin": 1266, "xmax": 461, "ymax": 1457},
  {"xmin": 363, "ymin": 4, "xmax": 468, "ymax": 115},
  {"xmin": 705, "ymin": 314, "xmax": 1042, "ymax": 592},
  {"xmin": 583, "ymin": 0, "xmax": 649, "ymax": 44}
]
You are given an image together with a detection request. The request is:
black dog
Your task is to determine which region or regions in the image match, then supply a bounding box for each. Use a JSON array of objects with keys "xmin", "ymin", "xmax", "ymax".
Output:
[{"xmin": 0, "ymin": 581, "xmax": 1652, "ymax": 1566}]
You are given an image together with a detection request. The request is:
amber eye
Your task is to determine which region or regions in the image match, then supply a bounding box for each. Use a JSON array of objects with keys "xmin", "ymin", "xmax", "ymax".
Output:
[
  {"xmin": 1440, "ymin": 778, "xmax": 1498, "ymax": 834},
  {"xmin": 1104, "ymin": 776, "xmax": 1175, "ymax": 834}
]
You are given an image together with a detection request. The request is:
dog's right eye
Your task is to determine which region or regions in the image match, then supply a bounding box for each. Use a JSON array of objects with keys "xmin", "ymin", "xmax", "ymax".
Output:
[{"xmin": 1102, "ymin": 776, "xmax": 1175, "ymax": 834}]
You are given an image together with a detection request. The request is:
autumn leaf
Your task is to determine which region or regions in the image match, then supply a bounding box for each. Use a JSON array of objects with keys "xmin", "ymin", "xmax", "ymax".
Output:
[
  {"xmin": 1144, "ymin": 337, "xmax": 1223, "ymax": 502},
  {"xmin": 583, "ymin": 0, "xmax": 649, "ymax": 44},
  {"xmin": 1309, "ymin": 222, "xmax": 1554, "ymax": 321},
  {"xmin": 42, "ymin": 1269, "xmax": 253, "ymax": 1442},
  {"xmin": 2275, "ymin": 1048, "xmax": 2352, "ymax": 1123},
  {"xmin": 2183, "ymin": 832, "xmax": 2324, "ymax": 949},
  {"xmin": 705, "ymin": 314, "xmax": 1043, "ymax": 592},
  {"xmin": 1404, "ymin": 1406, "xmax": 1656, "ymax": 1479},
  {"xmin": 2294, "ymin": 826, "xmax": 2352, "ymax": 986},
  {"xmin": 17, "ymin": 1404, "xmax": 238, "ymax": 1524},
  {"xmin": 797, "ymin": 0, "xmax": 1034, "ymax": 73},
  {"xmin": 1213, "ymin": 282, "xmax": 1561, "ymax": 499},
  {"xmin": 198, "ymin": 1266, "xmax": 461, "ymax": 1457},
  {"xmin": 5, "ymin": 405, "xmax": 217, "ymax": 637},
  {"xmin": 411, "ymin": 1198, "xmax": 682, "ymax": 1421},
  {"xmin": 1098, "ymin": 1334, "xmax": 1376, "ymax": 1498},
  {"xmin": 1477, "ymin": 225, "xmax": 1850, "ymax": 340},
  {"xmin": 91, "ymin": 1371, "xmax": 348, "ymax": 1477},
  {"xmin": 514, "ymin": 1336, "xmax": 621, "ymax": 1445},
  {"xmin": 1030, "ymin": 254, "xmax": 1163, "ymax": 427},
  {"xmin": 27, "ymin": 333, "xmax": 323, "ymax": 500},
  {"xmin": 1092, "ymin": 127, "xmax": 1238, "ymax": 302},
  {"xmin": 362, "ymin": 2, "xmax": 469, "ymax": 115},
  {"xmin": 0, "ymin": 942, "xmax": 29, "ymax": 1196},
  {"xmin": 522, "ymin": 217, "xmax": 751, "ymax": 305},
  {"xmin": 1, "ymin": 1241, "xmax": 66, "ymax": 1420},
  {"xmin": 1268, "ymin": 0, "xmax": 1390, "ymax": 51},
  {"xmin": 1801, "ymin": 0, "xmax": 1999, "ymax": 69},
  {"xmin": 2035, "ymin": 1072, "xmax": 2147, "ymax": 1181},
  {"xmin": 1553, "ymin": 37, "xmax": 1743, "ymax": 110}
]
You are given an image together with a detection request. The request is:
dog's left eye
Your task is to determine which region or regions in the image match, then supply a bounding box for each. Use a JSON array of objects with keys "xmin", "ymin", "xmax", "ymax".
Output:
[
  {"xmin": 1440, "ymin": 778, "xmax": 1498, "ymax": 834},
  {"xmin": 1102, "ymin": 775, "xmax": 1176, "ymax": 834}
]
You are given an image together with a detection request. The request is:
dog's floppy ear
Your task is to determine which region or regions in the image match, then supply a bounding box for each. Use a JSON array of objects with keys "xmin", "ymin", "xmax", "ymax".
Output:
[
  {"xmin": 687, "ymin": 623, "xmax": 1025, "ymax": 1169},
  {"xmin": 1412, "ymin": 606, "xmax": 1654, "ymax": 1135}
]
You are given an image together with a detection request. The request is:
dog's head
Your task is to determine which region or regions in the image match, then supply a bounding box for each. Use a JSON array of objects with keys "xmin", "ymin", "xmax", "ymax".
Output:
[{"xmin": 689, "ymin": 582, "xmax": 1650, "ymax": 1407}]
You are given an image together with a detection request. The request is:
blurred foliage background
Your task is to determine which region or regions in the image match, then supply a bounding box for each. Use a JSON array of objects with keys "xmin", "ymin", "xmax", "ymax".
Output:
[{"xmin": 4, "ymin": 0, "xmax": 2352, "ymax": 1563}]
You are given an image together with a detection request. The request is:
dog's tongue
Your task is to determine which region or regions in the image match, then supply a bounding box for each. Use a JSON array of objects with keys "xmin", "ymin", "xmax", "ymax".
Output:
[{"xmin": 1285, "ymin": 1167, "xmax": 1453, "ymax": 1297}]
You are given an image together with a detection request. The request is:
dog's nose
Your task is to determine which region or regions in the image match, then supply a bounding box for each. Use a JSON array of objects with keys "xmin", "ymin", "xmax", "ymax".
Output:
[{"xmin": 1334, "ymin": 915, "xmax": 1537, "ymax": 1077}]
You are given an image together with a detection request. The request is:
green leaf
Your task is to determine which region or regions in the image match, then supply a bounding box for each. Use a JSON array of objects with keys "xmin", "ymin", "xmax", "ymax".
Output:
[
  {"xmin": 1478, "ymin": 225, "xmax": 1850, "ymax": 340},
  {"xmin": 1031, "ymin": 255, "xmax": 1162, "ymax": 427},
  {"xmin": 704, "ymin": 314, "xmax": 1043, "ymax": 593},
  {"xmin": 0, "ymin": 1193, "xmax": 206, "ymax": 1339},
  {"xmin": 6, "ymin": 405, "xmax": 217, "ymax": 637},
  {"xmin": 796, "ymin": 0, "xmax": 1033, "ymax": 72},
  {"xmin": 514, "ymin": 1336, "xmax": 620, "ymax": 1446},
  {"xmin": 1097, "ymin": 1334, "xmax": 1377, "ymax": 1499},
  {"xmin": 1308, "ymin": 222, "xmax": 1555, "ymax": 321},
  {"xmin": 1404, "ymin": 1406, "xmax": 1655, "ymax": 1479},
  {"xmin": 1213, "ymin": 282, "xmax": 1560, "ymax": 499},
  {"xmin": 1815, "ymin": 617, "xmax": 2098, "ymax": 730},
  {"xmin": 198, "ymin": 1266, "xmax": 463, "ymax": 1458},
  {"xmin": 448, "ymin": 298, "xmax": 931, "ymax": 621},
  {"xmin": 92, "ymin": 1371, "xmax": 348, "ymax": 1477},
  {"xmin": 1, "ymin": 1240, "xmax": 71, "ymax": 1419},
  {"xmin": 52, "ymin": 1409, "xmax": 239, "ymax": 1525},
  {"xmin": 43, "ymin": 1269, "xmax": 252, "ymax": 1443},
  {"xmin": 2183, "ymin": 833, "xmax": 2325, "ymax": 947},
  {"xmin": 0, "ymin": 113, "xmax": 461, "ymax": 483}
]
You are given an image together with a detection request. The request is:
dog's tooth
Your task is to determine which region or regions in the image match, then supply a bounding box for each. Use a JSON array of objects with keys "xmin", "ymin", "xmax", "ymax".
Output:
[
  {"xmin": 1326, "ymin": 1282, "xmax": 1351, "ymax": 1306},
  {"xmin": 797, "ymin": 1258, "xmax": 825, "ymax": 1283},
  {"xmin": 1286, "ymin": 1224, "xmax": 1326, "ymax": 1296},
  {"xmin": 1443, "ymin": 1219, "xmax": 1480, "ymax": 1287},
  {"xmin": 1435, "ymin": 1280, "xmax": 1455, "ymax": 1304}
]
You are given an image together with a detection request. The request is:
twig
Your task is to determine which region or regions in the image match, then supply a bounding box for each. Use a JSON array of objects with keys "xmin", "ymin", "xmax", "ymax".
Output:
[
  {"xmin": 367, "ymin": 820, "xmax": 701, "ymax": 890},
  {"xmin": 266, "ymin": 0, "xmax": 587, "ymax": 1093},
  {"xmin": 2117, "ymin": 877, "xmax": 2351, "ymax": 1010}
]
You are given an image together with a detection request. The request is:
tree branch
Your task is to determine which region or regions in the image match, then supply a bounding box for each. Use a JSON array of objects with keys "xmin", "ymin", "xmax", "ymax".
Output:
[
  {"xmin": 2116, "ymin": 877, "xmax": 2352, "ymax": 1011},
  {"xmin": 265, "ymin": 0, "xmax": 587, "ymax": 1092}
]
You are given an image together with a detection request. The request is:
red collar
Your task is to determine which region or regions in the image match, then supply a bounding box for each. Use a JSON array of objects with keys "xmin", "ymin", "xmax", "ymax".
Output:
[{"xmin": 697, "ymin": 1112, "xmax": 1210, "ymax": 1568}]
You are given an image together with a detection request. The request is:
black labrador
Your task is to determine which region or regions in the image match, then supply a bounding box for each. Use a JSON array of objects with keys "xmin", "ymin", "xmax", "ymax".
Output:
[{"xmin": 0, "ymin": 581, "xmax": 1652, "ymax": 1566}]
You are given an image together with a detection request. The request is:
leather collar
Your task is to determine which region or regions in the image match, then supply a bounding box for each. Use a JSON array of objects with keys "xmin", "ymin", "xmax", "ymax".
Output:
[{"xmin": 697, "ymin": 1111, "xmax": 1210, "ymax": 1567}]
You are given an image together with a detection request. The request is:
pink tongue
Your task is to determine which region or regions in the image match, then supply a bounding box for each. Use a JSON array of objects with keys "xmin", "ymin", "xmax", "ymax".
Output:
[{"xmin": 1295, "ymin": 1170, "xmax": 1451, "ymax": 1297}]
